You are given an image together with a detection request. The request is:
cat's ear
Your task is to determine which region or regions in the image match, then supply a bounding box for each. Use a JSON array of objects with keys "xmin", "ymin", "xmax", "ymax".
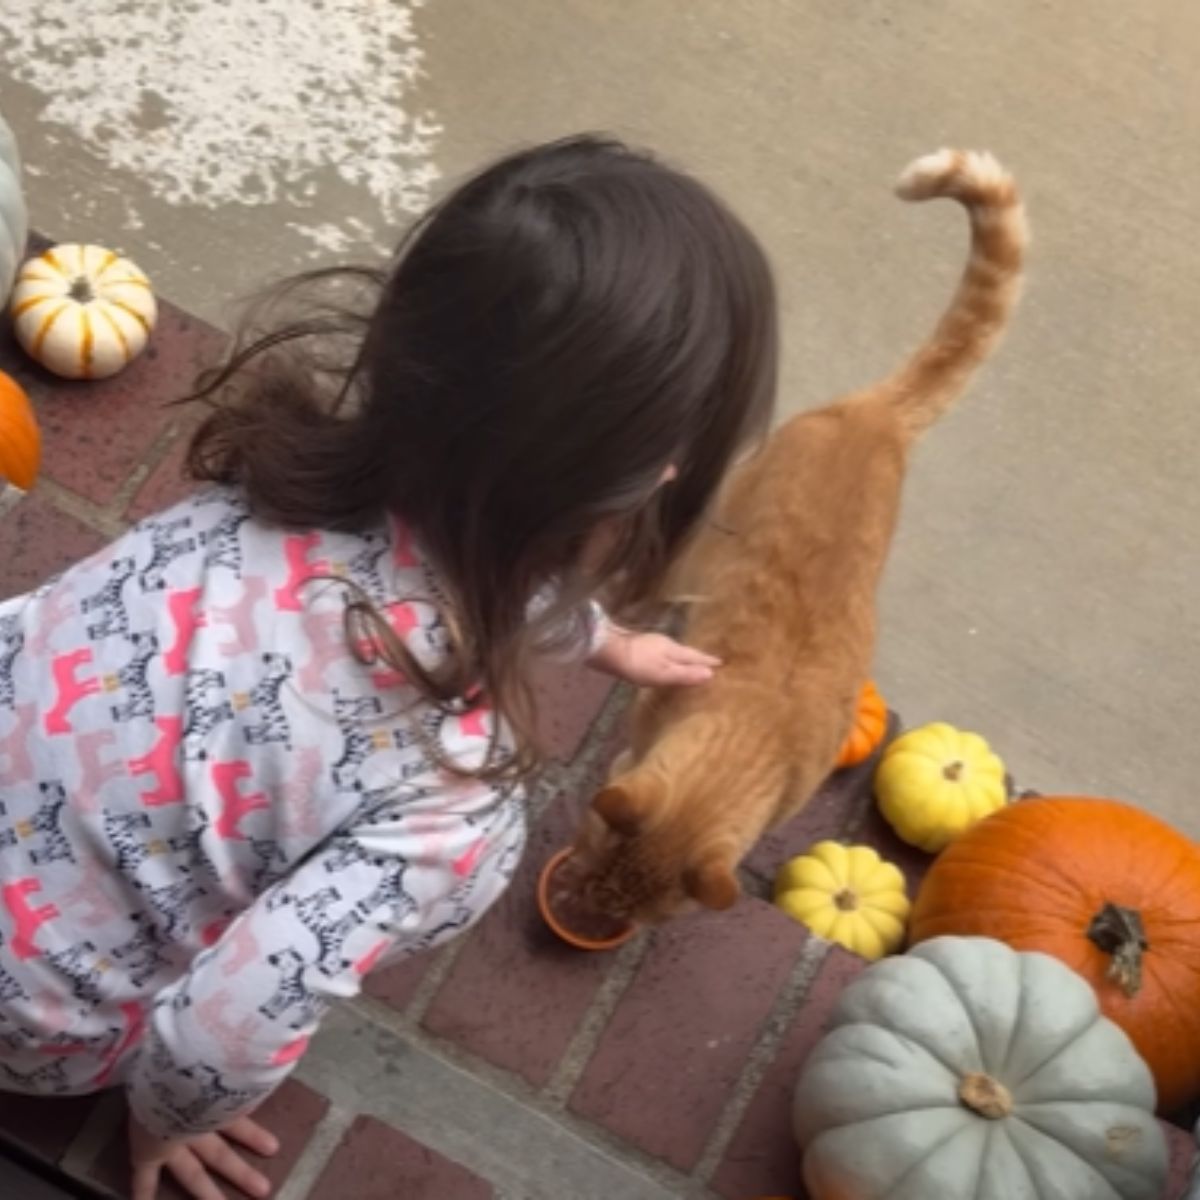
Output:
[
  {"xmin": 683, "ymin": 852, "xmax": 741, "ymax": 911},
  {"xmin": 592, "ymin": 779, "xmax": 658, "ymax": 837}
]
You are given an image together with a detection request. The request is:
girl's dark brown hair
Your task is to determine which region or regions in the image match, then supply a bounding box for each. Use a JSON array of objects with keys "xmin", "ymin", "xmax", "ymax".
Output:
[{"xmin": 184, "ymin": 134, "xmax": 778, "ymax": 779}]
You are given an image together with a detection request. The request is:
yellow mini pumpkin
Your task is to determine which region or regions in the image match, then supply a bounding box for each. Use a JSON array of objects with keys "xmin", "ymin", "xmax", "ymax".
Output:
[
  {"xmin": 774, "ymin": 841, "xmax": 910, "ymax": 961},
  {"xmin": 11, "ymin": 243, "xmax": 157, "ymax": 380},
  {"xmin": 874, "ymin": 721, "xmax": 1006, "ymax": 853}
]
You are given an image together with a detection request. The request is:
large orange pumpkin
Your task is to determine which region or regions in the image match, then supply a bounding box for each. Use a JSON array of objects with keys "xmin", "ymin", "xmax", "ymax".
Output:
[
  {"xmin": 0, "ymin": 368, "xmax": 39, "ymax": 490},
  {"xmin": 834, "ymin": 680, "xmax": 887, "ymax": 769},
  {"xmin": 909, "ymin": 796, "xmax": 1200, "ymax": 1112}
]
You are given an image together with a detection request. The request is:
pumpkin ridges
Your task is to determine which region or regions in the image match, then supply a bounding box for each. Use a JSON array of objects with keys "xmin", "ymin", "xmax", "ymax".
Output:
[
  {"xmin": 835, "ymin": 680, "xmax": 888, "ymax": 769},
  {"xmin": 910, "ymin": 863, "xmax": 1171, "ymax": 967},
  {"xmin": 10, "ymin": 293, "xmax": 53, "ymax": 320},
  {"xmin": 40, "ymin": 247, "xmax": 70, "ymax": 278},
  {"xmin": 78, "ymin": 307, "xmax": 94, "ymax": 379},
  {"xmin": 1140, "ymin": 955, "xmax": 1200, "ymax": 1056},
  {"xmin": 108, "ymin": 297, "xmax": 152, "ymax": 335},
  {"xmin": 101, "ymin": 276, "xmax": 153, "ymax": 290},
  {"xmin": 915, "ymin": 851, "xmax": 1089, "ymax": 908},
  {"xmin": 777, "ymin": 841, "xmax": 911, "ymax": 961},
  {"xmin": 31, "ymin": 300, "xmax": 70, "ymax": 357},
  {"xmin": 875, "ymin": 723, "xmax": 1008, "ymax": 852},
  {"xmin": 95, "ymin": 304, "xmax": 132, "ymax": 363},
  {"xmin": 92, "ymin": 247, "xmax": 118, "ymax": 274},
  {"xmin": 930, "ymin": 806, "xmax": 1113, "ymax": 900},
  {"xmin": 15, "ymin": 258, "xmax": 62, "ymax": 286}
]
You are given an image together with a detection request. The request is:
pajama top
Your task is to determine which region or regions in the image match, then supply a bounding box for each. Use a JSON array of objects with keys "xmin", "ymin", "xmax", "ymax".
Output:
[{"xmin": 0, "ymin": 486, "xmax": 541, "ymax": 1137}]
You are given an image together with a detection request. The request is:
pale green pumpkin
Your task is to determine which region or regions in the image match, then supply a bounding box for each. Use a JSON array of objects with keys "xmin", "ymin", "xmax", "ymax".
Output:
[
  {"xmin": 0, "ymin": 114, "xmax": 27, "ymax": 306},
  {"xmin": 794, "ymin": 937, "xmax": 1166, "ymax": 1200}
]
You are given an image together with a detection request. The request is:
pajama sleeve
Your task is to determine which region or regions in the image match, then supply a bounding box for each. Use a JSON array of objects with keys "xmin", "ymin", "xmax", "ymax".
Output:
[
  {"xmin": 527, "ymin": 588, "xmax": 610, "ymax": 662},
  {"xmin": 125, "ymin": 798, "xmax": 523, "ymax": 1138}
]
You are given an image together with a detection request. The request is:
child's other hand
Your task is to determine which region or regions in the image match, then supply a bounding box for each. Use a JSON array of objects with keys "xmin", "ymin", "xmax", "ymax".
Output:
[
  {"xmin": 590, "ymin": 628, "xmax": 721, "ymax": 687},
  {"xmin": 129, "ymin": 1110, "xmax": 279, "ymax": 1200}
]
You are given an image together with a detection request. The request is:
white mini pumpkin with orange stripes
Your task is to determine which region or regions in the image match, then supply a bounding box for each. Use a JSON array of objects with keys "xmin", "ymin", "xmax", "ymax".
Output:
[{"xmin": 10, "ymin": 243, "xmax": 156, "ymax": 380}]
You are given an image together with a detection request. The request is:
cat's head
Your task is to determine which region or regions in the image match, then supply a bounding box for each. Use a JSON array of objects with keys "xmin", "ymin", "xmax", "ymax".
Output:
[{"xmin": 569, "ymin": 768, "xmax": 742, "ymax": 925}]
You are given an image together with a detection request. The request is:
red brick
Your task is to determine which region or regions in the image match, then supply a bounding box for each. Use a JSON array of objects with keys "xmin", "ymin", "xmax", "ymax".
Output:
[
  {"xmin": 125, "ymin": 427, "xmax": 199, "ymax": 523},
  {"xmin": 307, "ymin": 1116, "xmax": 493, "ymax": 1200},
  {"xmin": 421, "ymin": 799, "xmax": 616, "ymax": 1087},
  {"xmin": 0, "ymin": 491, "xmax": 108, "ymax": 601},
  {"xmin": 0, "ymin": 1092, "xmax": 100, "ymax": 1163},
  {"xmin": 0, "ymin": 297, "xmax": 225, "ymax": 508},
  {"xmin": 712, "ymin": 945, "xmax": 865, "ymax": 1198},
  {"xmin": 83, "ymin": 1080, "xmax": 327, "ymax": 1199},
  {"xmin": 1165, "ymin": 1119, "xmax": 1195, "ymax": 1199},
  {"xmin": 238, "ymin": 1080, "xmax": 330, "ymax": 1196},
  {"xmin": 569, "ymin": 898, "xmax": 808, "ymax": 1171},
  {"xmin": 746, "ymin": 713, "xmax": 899, "ymax": 882},
  {"xmin": 854, "ymin": 798, "xmax": 937, "ymax": 898},
  {"xmin": 363, "ymin": 947, "xmax": 440, "ymax": 1013},
  {"xmin": 530, "ymin": 658, "xmax": 617, "ymax": 760}
]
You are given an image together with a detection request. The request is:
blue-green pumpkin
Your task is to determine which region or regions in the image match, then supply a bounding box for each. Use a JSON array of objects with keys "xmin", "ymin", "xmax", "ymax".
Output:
[{"xmin": 0, "ymin": 114, "xmax": 28, "ymax": 306}]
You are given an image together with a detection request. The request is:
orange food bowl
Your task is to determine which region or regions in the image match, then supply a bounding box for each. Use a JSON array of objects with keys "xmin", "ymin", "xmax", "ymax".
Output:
[{"xmin": 536, "ymin": 847, "xmax": 636, "ymax": 951}]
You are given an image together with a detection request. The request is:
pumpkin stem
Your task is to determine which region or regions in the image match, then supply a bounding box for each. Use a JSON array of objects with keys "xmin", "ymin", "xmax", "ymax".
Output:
[
  {"xmin": 959, "ymin": 1072, "xmax": 1013, "ymax": 1119},
  {"xmin": 942, "ymin": 760, "xmax": 964, "ymax": 782},
  {"xmin": 1086, "ymin": 902, "xmax": 1147, "ymax": 998},
  {"xmin": 68, "ymin": 277, "xmax": 95, "ymax": 304},
  {"xmin": 832, "ymin": 887, "xmax": 859, "ymax": 912}
]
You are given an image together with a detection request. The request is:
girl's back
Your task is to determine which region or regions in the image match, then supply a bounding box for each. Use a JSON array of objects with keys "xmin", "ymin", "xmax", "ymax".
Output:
[{"xmin": 0, "ymin": 486, "xmax": 524, "ymax": 1117}]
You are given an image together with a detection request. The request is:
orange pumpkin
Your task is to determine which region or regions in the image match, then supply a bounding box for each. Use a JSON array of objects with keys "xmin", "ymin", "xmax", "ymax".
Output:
[
  {"xmin": 909, "ymin": 796, "xmax": 1200, "ymax": 1112},
  {"xmin": 834, "ymin": 680, "xmax": 887, "ymax": 768},
  {"xmin": 0, "ymin": 368, "xmax": 39, "ymax": 490}
]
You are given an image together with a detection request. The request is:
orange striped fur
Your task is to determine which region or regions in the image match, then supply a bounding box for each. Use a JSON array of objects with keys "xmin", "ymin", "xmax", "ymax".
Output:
[{"xmin": 571, "ymin": 149, "xmax": 1028, "ymax": 924}]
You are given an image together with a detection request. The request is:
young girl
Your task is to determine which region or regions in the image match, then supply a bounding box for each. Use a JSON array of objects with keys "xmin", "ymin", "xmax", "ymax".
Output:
[{"xmin": 0, "ymin": 134, "xmax": 777, "ymax": 1200}]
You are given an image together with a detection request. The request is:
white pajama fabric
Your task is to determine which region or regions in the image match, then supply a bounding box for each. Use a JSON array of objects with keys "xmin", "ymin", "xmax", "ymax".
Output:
[{"xmin": 0, "ymin": 487, "xmax": 530, "ymax": 1136}]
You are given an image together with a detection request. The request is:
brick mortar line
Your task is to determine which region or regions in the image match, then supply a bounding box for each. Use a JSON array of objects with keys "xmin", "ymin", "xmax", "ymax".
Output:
[
  {"xmin": 0, "ymin": 484, "xmax": 24, "ymax": 520},
  {"xmin": 842, "ymin": 777, "xmax": 885, "ymax": 839},
  {"xmin": 107, "ymin": 413, "xmax": 190, "ymax": 517},
  {"xmin": 541, "ymin": 930, "xmax": 650, "ymax": 1106},
  {"xmin": 299, "ymin": 1005, "xmax": 710, "ymax": 1200},
  {"xmin": 351, "ymin": 992, "xmax": 547, "ymax": 1107},
  {"xmin": 526, "ymin": 759, "xmax": 569, "ymax": 822},
  {"xmin": 554, "ymin": 678, "xmax": 634, "ymax": 784},
  {"xmin": 273, "ymin": 1102, "xmax": 358, "ymax": 1200},
  {"xmin": 346, "ymin": 997, "xmax": 715, "ymax": 1198},
  {"xmin": 392, "ymin": 929, "xmax": 470, "ymax": 1026},
  {"xmin": 59, "ymin": 1090, "xmax": 127, "ymax": 1194},
  {"xmin": 33, "ymin": 477, "xmax": 128, "ymax": 541},
  {"xmin": 692, "ymin": 935, "xmax": 831, "ymax": 1185},
  {"xmin": 739, "ymin": 859, "xmax": 774, "ymax": 900}
]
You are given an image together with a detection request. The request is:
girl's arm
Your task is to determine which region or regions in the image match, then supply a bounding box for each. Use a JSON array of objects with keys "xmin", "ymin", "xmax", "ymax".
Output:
[
  {"xmin": 585, "ymin": 607, "xmax": 720, "ymax": 687},
  {"xmin": 533, "ymin": 595, "xmax": 719, "ymax": 687},
  {"xmin": 125, "ymin": 795, "xmax": 522, "ymax": 1199}
]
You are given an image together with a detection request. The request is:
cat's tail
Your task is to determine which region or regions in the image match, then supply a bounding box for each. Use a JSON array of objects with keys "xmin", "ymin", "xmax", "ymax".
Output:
[{"xmin": 878, "ymin": 148, "xmax": 1027, "ymax": 435}]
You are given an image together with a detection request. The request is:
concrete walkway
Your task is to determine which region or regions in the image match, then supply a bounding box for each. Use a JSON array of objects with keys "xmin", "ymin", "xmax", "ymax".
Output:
[{"xmin": 4, "ymin": 0, "xmax": 1197, "ymax": 835}]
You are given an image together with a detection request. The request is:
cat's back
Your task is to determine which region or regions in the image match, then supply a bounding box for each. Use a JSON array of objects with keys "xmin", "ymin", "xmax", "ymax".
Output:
[{"xmin": 681, "ymin": 398, "xmax": 907, "ymax": 626}]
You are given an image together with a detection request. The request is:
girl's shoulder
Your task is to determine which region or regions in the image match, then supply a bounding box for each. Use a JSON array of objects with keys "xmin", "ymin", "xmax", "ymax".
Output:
[{"xmin": 126, "ymin": 486, "xmax": 432, "ymax": 597}]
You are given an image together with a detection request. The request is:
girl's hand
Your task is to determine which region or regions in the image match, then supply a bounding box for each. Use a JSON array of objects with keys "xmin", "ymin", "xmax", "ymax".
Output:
[
  {"xmin": 129, "ymin": 1110, "xmax": 279, "ymax": 1200},
  {"xmin": 589, "ymin": 628, "xmax": 721, "ymax": 687}
]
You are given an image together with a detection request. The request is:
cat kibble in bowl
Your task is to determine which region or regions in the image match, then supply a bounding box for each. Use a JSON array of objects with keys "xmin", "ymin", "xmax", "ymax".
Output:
[{"xmin": 537, "ymin": 848, "xmax": 637, "ymax": 950}]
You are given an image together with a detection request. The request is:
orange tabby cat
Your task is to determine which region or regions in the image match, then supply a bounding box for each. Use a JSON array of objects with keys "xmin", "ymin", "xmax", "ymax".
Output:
[{"xmin": 571, "ymin": 149, "xmax": 1028, "ymax": 923}]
